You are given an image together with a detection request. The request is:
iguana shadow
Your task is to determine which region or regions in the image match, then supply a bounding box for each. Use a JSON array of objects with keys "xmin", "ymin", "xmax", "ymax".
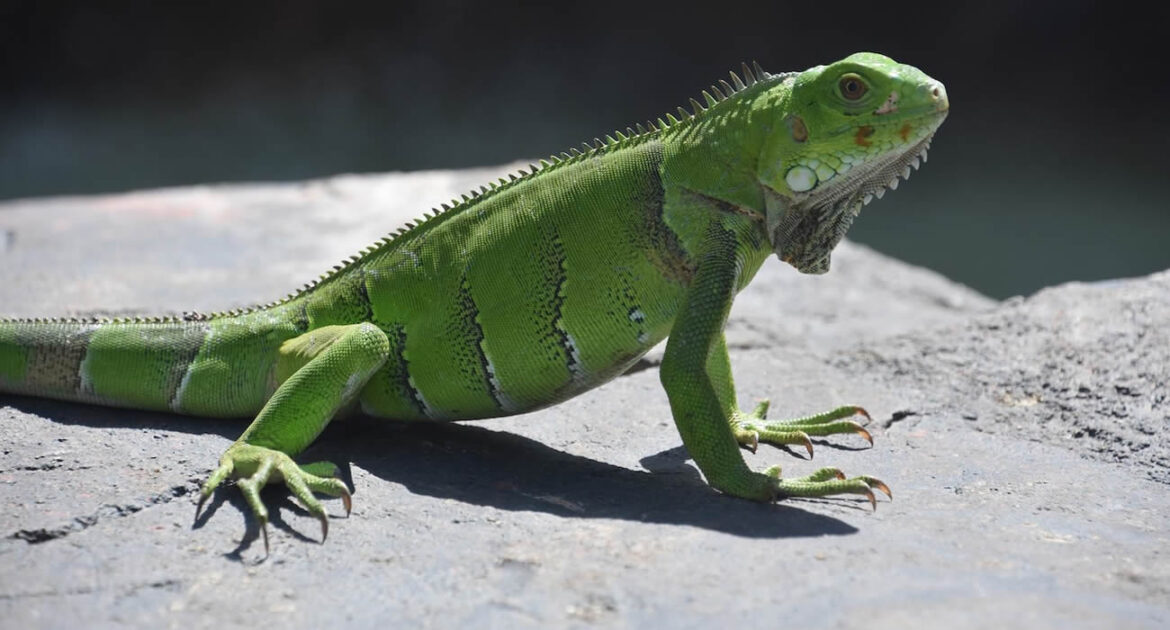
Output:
[
  {"xmin": 5, "ymin": 396, "xmax": 862, "ymax": 541},
  {"xmin": 315, "ymin": 418, "xmax": 862, "ymax": 539}
]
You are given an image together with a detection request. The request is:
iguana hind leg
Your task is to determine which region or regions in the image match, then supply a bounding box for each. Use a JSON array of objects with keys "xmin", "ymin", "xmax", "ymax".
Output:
[{"xmin": 195, "ymin": 323, "xmax": 389, "ymax": 553}]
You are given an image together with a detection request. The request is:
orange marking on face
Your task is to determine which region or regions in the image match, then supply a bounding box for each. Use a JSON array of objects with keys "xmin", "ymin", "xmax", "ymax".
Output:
[
  {"xmin": 788, "ymin": 115, "xmax": 808, "ymax": 143},
  {"xmin": 856, "ymin": 124, "xmax": 875, "ymax": 146},
  {"xmin": 900, "ymin": 123, "xmax": 912, "ymax": 142},
  {"xmin": 854, "ymin": 125, "xmax": 874, "ymax": 147}
]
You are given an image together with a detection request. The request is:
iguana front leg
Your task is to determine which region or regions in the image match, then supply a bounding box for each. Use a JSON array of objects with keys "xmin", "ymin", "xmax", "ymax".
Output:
[
  {"xmin": 659, "ymin": 224, "xmax": 888, "ymax": 508},
  {"xmin": 704, "ymin": 335, "xmax": 874, "ymax": 456},
  {"xmin": 196, "ymin": 323, "xmax": 390, "ymax": 552}
]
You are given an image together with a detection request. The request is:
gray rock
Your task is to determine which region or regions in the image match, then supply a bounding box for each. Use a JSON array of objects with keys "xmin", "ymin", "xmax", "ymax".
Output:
[
  {"xmin": 0, "ymin": 166, "xmax": 1166, "ymax": 629},
  {"xmin": 834, "ymin": 272, "xmax": 1170, "ymax": 484}
]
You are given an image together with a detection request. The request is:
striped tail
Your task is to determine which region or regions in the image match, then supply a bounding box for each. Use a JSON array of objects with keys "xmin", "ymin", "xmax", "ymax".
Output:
[
  {"xmin": 0, "ymin": 317, "xmax": 208, "ymax": 412},
  {"xmin": 0, "ymin": 314, "xmax": 297, "ymax": 418}
]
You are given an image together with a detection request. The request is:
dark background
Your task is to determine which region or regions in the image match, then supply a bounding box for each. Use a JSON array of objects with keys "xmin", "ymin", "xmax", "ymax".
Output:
[{"xmin": 1, "ymin": 1, "xmax": 1166, "ymax": 298}]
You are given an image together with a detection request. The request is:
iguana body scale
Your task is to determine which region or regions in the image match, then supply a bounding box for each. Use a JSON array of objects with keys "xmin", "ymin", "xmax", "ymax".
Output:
[{"xmin": 0, "ymin": 53, "xmax": 948, "ymax": 548}]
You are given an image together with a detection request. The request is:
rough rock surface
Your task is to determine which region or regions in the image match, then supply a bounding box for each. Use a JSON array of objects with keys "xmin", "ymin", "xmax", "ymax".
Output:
[
  {"xmin": 836, "ymin": 274, "xmax": 1170, "ymax": 485},
  {"xmin": 1, "ymin": 165, "xmax": 1166, "ymax": 629}
]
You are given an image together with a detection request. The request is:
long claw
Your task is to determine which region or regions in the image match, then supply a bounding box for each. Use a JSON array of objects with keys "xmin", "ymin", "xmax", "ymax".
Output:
[
  {"xmin": 341, "ymin": 490, "xmax": 353, "ymax": 517},
  {"xmin": 863, "ymin": 488, "xmax": 877, "ymax": 511},
  {"xmin": 196, "ymin": 461, "xmax": 232, "ymax": 523},
  {"xmin": 800, "ymin": 434, "xmax": 814, "ymax": 459},
  {"xmin": 853, "ymin": 423, "xmax": 874, "ymax": 446},
  {"xmin": 850, "ymin": 406, "xmax": 873, "ymax": 423},
  {"xmin": 318, "ymin": 513, "xmax": 329, "ymax": 544},
  {"xmin": 863, "ymin": 476, "xmax": 892, "ymax": 500},
  {"xmin": 261, "ymin": 522, "xmax": 270, "ymax": 556}
]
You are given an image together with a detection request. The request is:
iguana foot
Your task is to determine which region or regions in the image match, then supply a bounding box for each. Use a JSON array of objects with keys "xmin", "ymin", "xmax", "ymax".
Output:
[
  {"xmin": 194, "ymin": 443, "xmax": 351, "ymax": 554},
  {"xmin": 732, "ymin": 400, "xmax": 873, "ymax": 457},
  {"xmin": 764, "ymin": 465, "xmax": 892, "ymax": 510}
]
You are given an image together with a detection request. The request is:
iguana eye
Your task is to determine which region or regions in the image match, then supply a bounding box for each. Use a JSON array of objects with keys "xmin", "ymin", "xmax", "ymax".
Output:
[{"xmin": 838, "ymin": 74, "xmax": 868, "ymax": 100}]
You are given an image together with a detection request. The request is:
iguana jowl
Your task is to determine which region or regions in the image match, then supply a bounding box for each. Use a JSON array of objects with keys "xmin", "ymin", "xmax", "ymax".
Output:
[{"xmin": 0, "ymin": 53, "xmax": 948, "ymax": 550}]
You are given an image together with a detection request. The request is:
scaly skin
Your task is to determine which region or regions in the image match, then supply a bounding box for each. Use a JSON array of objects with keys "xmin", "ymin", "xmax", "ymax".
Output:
[{"xmin": 0, "ymin": 53, "xmax": 947, "ymax": 551}]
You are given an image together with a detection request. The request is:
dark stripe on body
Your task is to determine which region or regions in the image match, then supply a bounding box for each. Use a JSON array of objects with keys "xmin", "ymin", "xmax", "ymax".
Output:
[
  {"xmin": 689, "ymin": 187, "xmax": 768, "ymax": 222},
  {"xmin": 354, "ymin": 269, "xmax": 375, "ymax": 322},
  {"xmin": 296, "ymin": 301, "xmax": 310, "ymax": 330},
  {"xmin": 635, "ymin": 143, "xmax": 694, "ymax": 284},
  {"xmin": 545, "ymin": 233, "xmax": 581, "ymax": 377},
  {"xmin": 385, "ymin": 323, "xmax": 427, "ymax": 416},
  {"xmin": 303, "ymin": 269, "xmax": 375, "ymax": 329},
  {"xmin": 453, "ymin": 275, "xmax": 504, "ymax": 410},
  {"xmin": 160, "ymin": 324, "xmax": 208, "ymax": 403}
]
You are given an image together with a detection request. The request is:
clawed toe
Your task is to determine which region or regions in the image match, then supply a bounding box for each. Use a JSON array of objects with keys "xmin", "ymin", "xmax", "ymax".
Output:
[
  {"xmin": 737, "ymin": 405, "xmax": 874, "ymax": 455},
  {"xmin": 193, "ymin": 443, "xmax": 351, "ymax": 551},
  {"xmin": 772, "ymin": 468, "xmax": 892, "ymax": 511}
]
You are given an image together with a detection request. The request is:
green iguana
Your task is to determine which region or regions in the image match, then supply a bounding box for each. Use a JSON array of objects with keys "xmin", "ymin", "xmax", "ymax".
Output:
[{"xmin": 0, "ymin": 53, "xmax": 948, "ymax": 550}]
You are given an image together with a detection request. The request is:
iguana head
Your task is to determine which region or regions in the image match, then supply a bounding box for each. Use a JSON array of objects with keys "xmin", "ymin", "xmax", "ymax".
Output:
[{"xmin": 758, "ymin": 52, "xmax": 948, "ymax": 274}]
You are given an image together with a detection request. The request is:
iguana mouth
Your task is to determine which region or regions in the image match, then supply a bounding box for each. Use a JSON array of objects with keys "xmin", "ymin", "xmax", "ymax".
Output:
[
  {"xmin": 772, "ymin": 131, "xmax": 938, "ymax": 274},
  {"xmin": 852, "ymin": 133, "xmax": 935, "ymax": 207}
]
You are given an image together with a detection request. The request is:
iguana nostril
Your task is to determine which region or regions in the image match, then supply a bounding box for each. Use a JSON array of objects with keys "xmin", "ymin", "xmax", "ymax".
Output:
[{"xmin": 928, "ymin": 83, "xmax": 949, "ymax": 112}]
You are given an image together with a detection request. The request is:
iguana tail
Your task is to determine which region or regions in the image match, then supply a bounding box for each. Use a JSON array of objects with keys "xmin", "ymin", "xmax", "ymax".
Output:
[{"xmin": 0, "ymin": 311, "xmax": 300, "ymax": 418}]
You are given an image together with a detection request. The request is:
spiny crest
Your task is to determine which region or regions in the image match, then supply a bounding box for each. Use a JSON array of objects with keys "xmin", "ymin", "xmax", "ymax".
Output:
[
  {"xmin": 0, "ymin": 61, "xmax": 792, "ymax": 327},
  {"xmin": 260, "ymin": 62, "xmax": 788, "ymax": 306},
  {"xmin": 0, "ymin": 313, "xmax": 199, "ymax": 325},
  {"xmin": 660, "ymin": 60, "xmax": 786, "ymax": 123}
]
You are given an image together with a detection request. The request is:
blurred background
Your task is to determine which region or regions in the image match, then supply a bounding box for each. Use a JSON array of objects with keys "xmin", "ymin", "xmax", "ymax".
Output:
[{"xmin": 1, "ymin": 1, "xmax": 1165, "ymax": 298}]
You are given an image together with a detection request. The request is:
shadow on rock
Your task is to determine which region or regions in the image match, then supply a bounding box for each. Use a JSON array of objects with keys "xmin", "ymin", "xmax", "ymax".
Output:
[
  {"xmin": 5, "ymin": 396, "xmax": 860, "ymax": 540},
  {"xmin": 313, "ymin": 419, "xmax": 860, "ymax": 539},
  {"xmin": 2, "ymin": 395, "xmax": 243, "ymax": 441}
]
